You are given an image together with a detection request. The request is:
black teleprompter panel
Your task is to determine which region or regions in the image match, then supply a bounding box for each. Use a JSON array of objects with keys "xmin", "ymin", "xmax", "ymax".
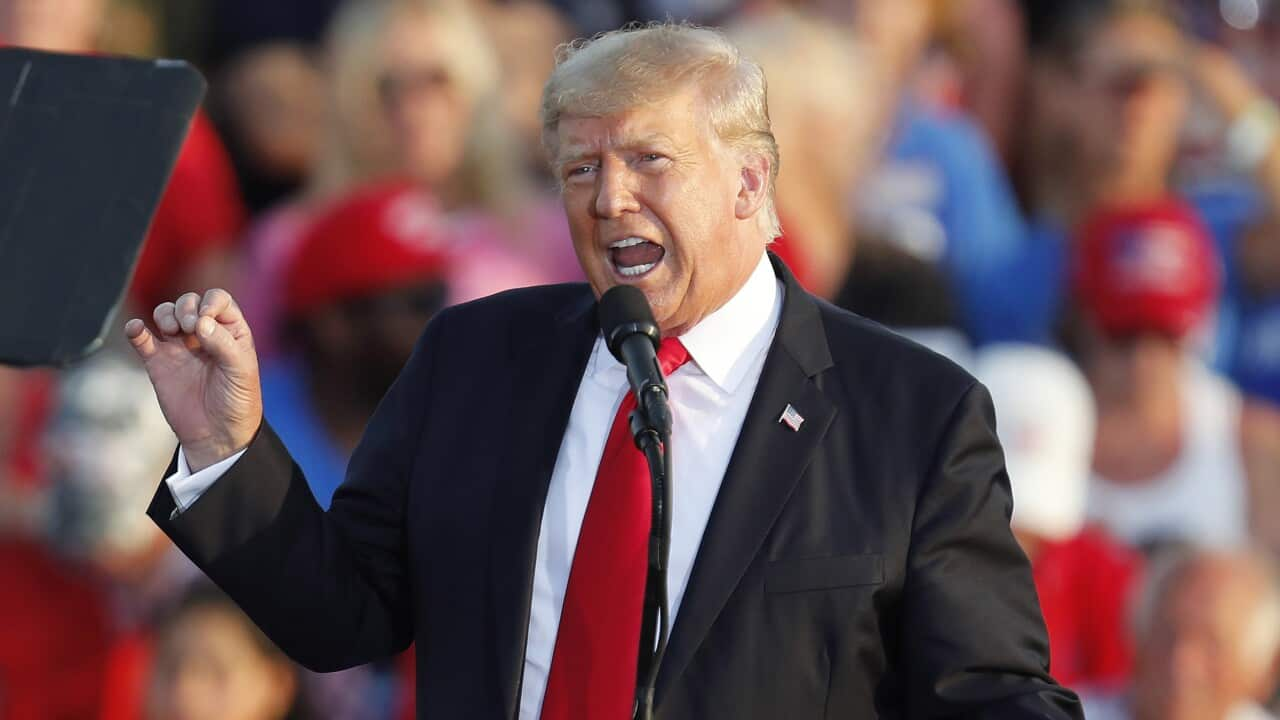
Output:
[{"xmin": 0, "ymin": 48, "xmax": 204, "ymax": 366}]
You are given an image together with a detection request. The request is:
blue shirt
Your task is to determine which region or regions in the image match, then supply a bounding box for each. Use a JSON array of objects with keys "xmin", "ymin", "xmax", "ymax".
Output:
[
  {"xmin": 259, "ymin": 356, "xmax": 350, "ymax": 509},
  {"xmin": 872, "ymin": 106, "xmax": 1034, "ymax": 343},
  {"xmin": 1190, "ymin": 178, "xmax": 1280, "ymax": 403}
]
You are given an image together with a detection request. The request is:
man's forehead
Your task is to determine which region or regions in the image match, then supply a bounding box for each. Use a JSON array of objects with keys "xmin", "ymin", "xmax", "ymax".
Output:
[{"xmin": 555, "ymin": 98, "xmax": 708, "ymax": 160}]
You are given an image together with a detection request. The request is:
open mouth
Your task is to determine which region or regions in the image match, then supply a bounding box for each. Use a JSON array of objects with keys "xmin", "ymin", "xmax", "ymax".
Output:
[{"xmin": 609, "ymin": 237, "xmax": 665, "ymax": 278}]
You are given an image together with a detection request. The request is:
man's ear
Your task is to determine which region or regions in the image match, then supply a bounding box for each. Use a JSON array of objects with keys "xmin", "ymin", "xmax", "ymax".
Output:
[{"xmin": 734, "ymin": 152, "xmax": 771, "ymax": 221}]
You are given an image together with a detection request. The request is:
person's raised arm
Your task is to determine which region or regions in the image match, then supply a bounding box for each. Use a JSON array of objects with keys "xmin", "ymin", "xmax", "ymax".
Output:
[
  {"xmin": 1194, "ymin": 45, "xmax": 1280, "ymax": 205},
  {"xmin": 126, "ymin": 288, "xmax": 433, "ymax": 671}
]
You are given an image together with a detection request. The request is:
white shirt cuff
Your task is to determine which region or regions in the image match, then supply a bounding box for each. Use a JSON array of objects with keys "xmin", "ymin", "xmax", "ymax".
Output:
[{"xmin": 164, "ymin": 446, "xmax": 248, "ymax": 518}]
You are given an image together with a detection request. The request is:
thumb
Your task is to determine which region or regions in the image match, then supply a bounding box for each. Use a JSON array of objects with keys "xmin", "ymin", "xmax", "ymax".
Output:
[{"xmin": 123, "ymin": 319, "xmax": 159, "ymax": 361}]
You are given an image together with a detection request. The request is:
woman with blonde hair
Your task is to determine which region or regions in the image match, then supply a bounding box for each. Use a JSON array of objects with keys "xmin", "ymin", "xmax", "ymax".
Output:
[
  {"xmin": 238, "ymin": 0, "xmax": 569, "ymax": 360},
  {"xmin": 311, "ymin": 0, "xmax": 520, "ymax": 211}
]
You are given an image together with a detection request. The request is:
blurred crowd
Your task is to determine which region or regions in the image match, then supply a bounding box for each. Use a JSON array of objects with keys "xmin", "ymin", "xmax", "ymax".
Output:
[{"xmin": 3, "ymin": 0, "xmax": 1280, "ymax": 718}]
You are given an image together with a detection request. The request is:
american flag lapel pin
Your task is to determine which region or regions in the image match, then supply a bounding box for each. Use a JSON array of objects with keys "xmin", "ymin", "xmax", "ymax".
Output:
[{"xmin": 778, "ymin": 404, "xmax": 804, "ymax": 432}]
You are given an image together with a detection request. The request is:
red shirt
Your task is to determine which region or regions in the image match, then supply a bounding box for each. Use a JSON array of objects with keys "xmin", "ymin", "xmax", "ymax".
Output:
[
  {"xmin": 1032, "ymin": 526, "xmax": 1143, "ymax": 692},
  {"xmin": 0, "ymin": 540, "xmax": 113, "ymax": 719},
  {"xmin": 97, "ymin": 631, "xmax": 152, "ymax": 720}
]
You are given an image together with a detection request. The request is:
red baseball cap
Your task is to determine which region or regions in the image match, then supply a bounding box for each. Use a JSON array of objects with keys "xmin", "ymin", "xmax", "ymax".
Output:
[
  {"xmin": 285, "ymin": 180, "xmax": 450, "ymax": 317},
  {"xmin": 1073, "ymin": 198, "xmax": 1219, "ymax": 339}
]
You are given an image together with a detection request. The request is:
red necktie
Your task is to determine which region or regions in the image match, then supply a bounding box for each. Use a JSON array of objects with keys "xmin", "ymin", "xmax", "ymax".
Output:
[{"xmin": 540, "ymin": 338, "xmax": 691, "ymax": 719}]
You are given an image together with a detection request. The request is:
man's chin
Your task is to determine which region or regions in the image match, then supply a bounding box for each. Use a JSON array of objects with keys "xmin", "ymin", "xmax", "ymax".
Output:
[
  {"xmin": 586, "ymin": 266, "xmax": 683, "ymax": 330},
  {"xmin": 646, "ymin": 296, "xmax": 686, "ymax": 337}
]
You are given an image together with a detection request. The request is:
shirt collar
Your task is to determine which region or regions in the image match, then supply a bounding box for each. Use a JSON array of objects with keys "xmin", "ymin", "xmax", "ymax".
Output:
[{"xmin": 587, "ymin": 251, "xmax": 782, "ymax": 394}]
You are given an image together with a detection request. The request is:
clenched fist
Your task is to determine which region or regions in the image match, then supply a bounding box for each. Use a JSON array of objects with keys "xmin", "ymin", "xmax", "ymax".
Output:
[{"xmin": 124, "ymin": 288, "xmax": 262, "ymax": 472}]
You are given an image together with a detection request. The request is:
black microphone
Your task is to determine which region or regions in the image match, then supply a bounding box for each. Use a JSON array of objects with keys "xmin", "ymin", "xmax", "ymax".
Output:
[{"xmin": 598, "ymin": 285, "xmax": 673, "ymax": 437}]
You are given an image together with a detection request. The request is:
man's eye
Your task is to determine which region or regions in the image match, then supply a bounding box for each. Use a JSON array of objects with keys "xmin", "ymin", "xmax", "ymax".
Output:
[
  {"xmin": 568, "ymin": 164, "xmax": 596, "ymax": 177},
  {"xmin": 640, "ymin": 153, "xmax": 664, "ymax": 162}
]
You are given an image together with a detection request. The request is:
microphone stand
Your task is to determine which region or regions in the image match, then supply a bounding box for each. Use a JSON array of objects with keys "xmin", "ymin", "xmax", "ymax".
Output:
[{"xmin": 631, "ymin": 412, "xmax": 672, "ymax": 720}]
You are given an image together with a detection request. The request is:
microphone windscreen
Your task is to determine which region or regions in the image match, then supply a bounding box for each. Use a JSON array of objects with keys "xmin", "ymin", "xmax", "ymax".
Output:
[{"xmin": 598, "ymin": 285, "xmax": 659, "ymax": 359}]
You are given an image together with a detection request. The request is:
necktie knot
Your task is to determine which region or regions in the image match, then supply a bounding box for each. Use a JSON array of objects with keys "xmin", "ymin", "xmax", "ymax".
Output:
[{"xmin": 657, "ymin": 337, "xmax": 690, "ymax": 377}]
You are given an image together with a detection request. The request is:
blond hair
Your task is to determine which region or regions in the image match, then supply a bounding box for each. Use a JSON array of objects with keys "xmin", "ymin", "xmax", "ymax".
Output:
[
  {"xmin": 308, "ymin": 0, "xmax": 392, "ymax": 197},
  {"xmin": 310, "ymin": 0, "xmax": 527, "ymax": 212},
  {"xmin": 541, "ymin": 22, "xmax": 781, "ymax": 238}
]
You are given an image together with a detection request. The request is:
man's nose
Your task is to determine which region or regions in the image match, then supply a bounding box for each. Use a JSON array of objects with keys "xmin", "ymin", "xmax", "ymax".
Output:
[{"xmin": 593, "ymin": 165, "xmax": 641, "ymax": 218}]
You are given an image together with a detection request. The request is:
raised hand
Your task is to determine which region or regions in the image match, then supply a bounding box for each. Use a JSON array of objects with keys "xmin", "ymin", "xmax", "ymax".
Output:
[
  {"xmin": 124, "ymin": 288, "xmax": 263, "ymax": 472},
  {"xmin": 1192, "ymin": 43, "xmax": 1261, "ymax": 121}
]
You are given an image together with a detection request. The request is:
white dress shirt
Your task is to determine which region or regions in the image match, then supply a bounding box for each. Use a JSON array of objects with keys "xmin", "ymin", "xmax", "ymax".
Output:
[{"xmin": 164, "ymin": 251, "xmax": 783, "ymax": 720}]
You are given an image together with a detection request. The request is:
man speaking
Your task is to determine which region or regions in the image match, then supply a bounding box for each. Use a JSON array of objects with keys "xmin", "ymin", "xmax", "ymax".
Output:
[{"xmin": 126, "ymin": 23, "xmax": 1082, "ymax": 719}]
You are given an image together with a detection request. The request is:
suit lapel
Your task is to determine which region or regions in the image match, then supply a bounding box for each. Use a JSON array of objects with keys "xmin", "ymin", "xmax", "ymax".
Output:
[
  {"xmin": 656, "ymin": 255, "xmax": 838, "ymax": 705},
  {"xmin": 489, "ymin": 288, "xmax": 597, "ymax": 720}
]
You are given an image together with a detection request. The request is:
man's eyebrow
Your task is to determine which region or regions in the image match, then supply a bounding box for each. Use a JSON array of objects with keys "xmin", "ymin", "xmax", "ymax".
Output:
[
  {"xmin": 557, "ymin": 133, "xmax": 681, "ymax": 166},
  {"xmin": 616, "ymin": 133, "xmax": 681, "ymax": 153},
  {"xmin": 556, "ymin": 147, "xmax": 597, "ymax": 167}
]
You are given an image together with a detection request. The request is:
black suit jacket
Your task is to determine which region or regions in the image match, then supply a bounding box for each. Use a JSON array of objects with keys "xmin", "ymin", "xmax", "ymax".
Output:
[{"xmin": 149, "ymin": 255, "xmax": 1083, "ymax": 719}]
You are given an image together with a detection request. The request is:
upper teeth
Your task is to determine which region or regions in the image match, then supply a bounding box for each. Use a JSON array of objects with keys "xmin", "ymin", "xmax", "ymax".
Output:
[{"xmin": 610, "ymin": 237, "xmax": 648, "ymax": 249}]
